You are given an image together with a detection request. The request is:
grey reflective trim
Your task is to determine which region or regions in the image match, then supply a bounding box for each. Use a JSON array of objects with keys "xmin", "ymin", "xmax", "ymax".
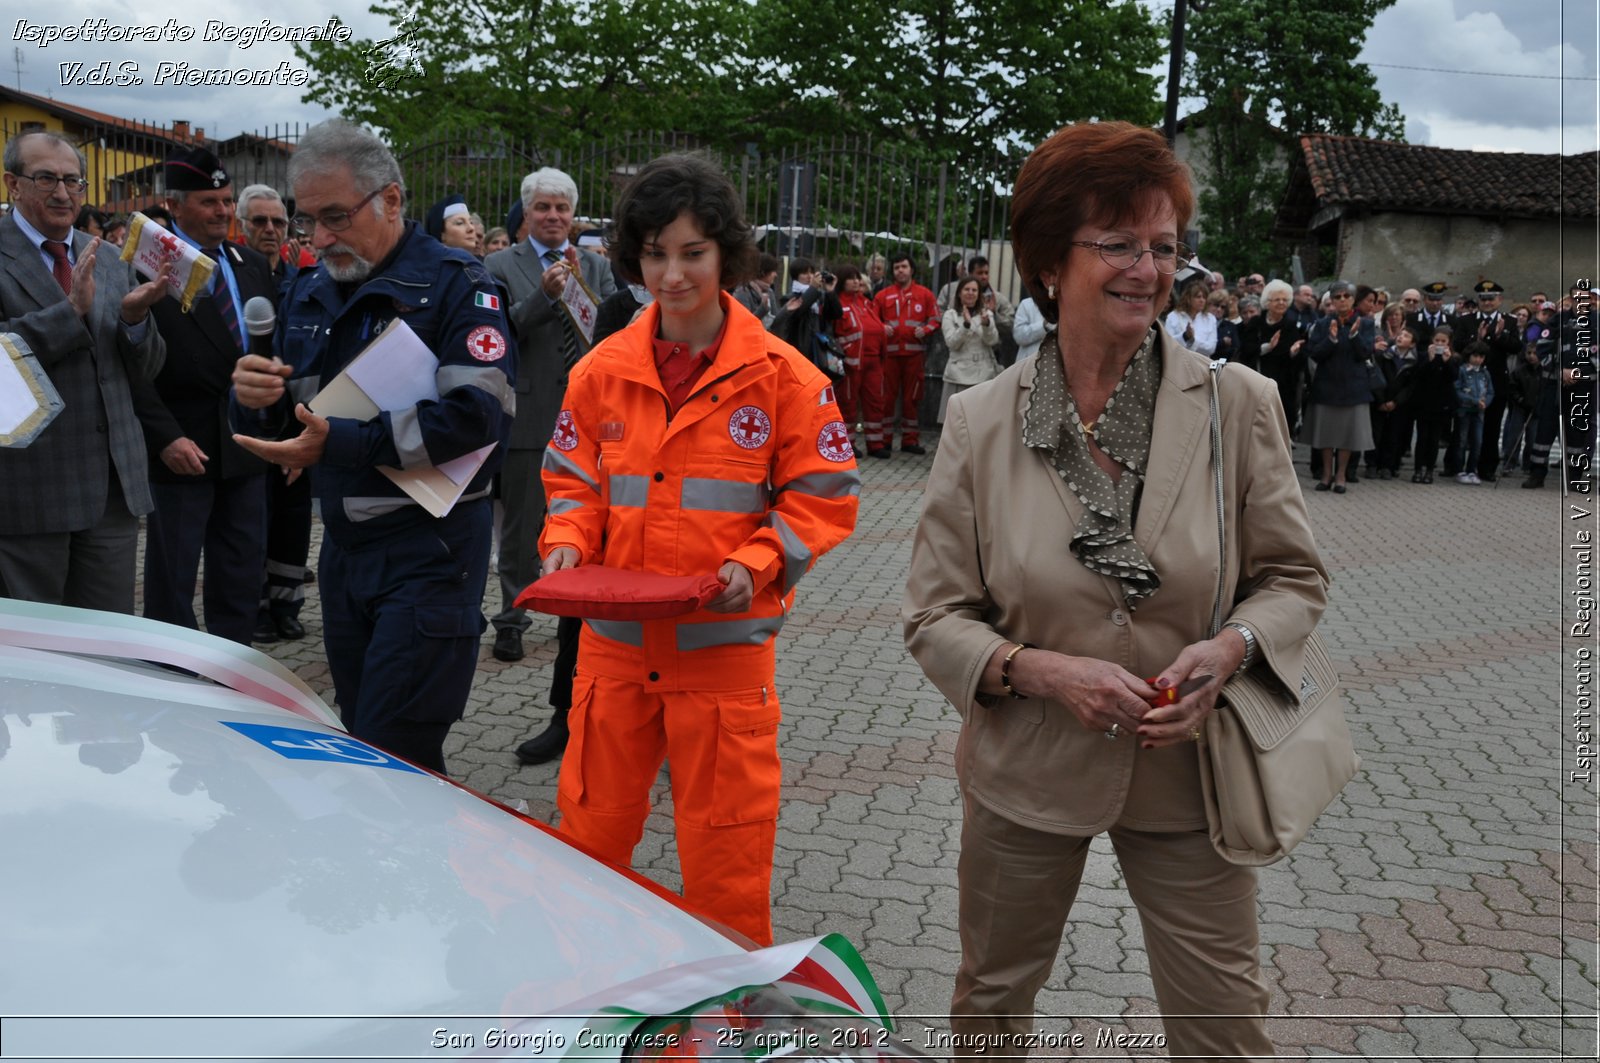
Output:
[
  {"xmin": 390, "ymin": 406, "xmax": 432, "ymax": 469},
  {"xmin": 610, "ymin": 474, "xmax": 650, "ymax": 508},
  {"xmin": 676, "ymin": 614, "xmax": 786, "ymax": 651},
  {"xmin": 547, "ymin": 496, "xmax": 586, "ymax": 515},
  {"xmin": 766, "ymin": 511, "xmax": 814, "ymax": 594},
  {"xmin": 438, "ymin": 364, "xmax": 515, "ymax": 416},
  {"xmin": 542, "ymin": 448, "xmax": 599, "ymax": 493},
  {"xmin": 287, "ymin": 376, "xmax": 321, "ymax": 403},
  {"xmin": 264, "ymin": 559, "xmax": 304, "ymax": 579},
  {"xmin": 587, "ymin": 618, "xmax": 643, "ymax": 646},
  {"xmin": 681, "ymin": 477, "xmax": 768, "ymax": 514},
  {"xmin": 343, "ymin": 495, "xmax": 419, "ymax": 522},
  {"xmin": 775, "ymin": 470, "xmax": 862, "ymax": 500}
]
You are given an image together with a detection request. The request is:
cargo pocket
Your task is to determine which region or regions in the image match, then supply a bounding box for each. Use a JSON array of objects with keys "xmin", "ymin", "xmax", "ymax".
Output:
[
  {"xmin": 708, "ymin": 687, "xmax": 782, "ymax": 826},
  {"xmin": 402, "ymin": 604, "xmax": 487, "ymax": 724},
  {"xmin": 556, "ymin": 673, "xmax": 599, "ymax": 809}
]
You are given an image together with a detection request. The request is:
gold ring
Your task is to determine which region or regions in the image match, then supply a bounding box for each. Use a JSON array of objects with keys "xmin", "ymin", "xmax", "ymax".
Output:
[
  {"xmin": 1189, "ymin": 727, "xmax": 1202, "ymax": 742},
  {"xmin": 1105, "ymin": 723, "xmax": 1120, "ymax": 740}
]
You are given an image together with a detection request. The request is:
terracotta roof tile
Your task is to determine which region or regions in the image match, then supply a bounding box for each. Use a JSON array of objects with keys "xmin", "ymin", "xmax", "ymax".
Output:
[
  {"xmin": 1297, "ymin": 134, "xmax": 1595, "ymax": 218},
  {"xmin": 0, "ymin": 86, "xmax": 192, "ymax": 145}
]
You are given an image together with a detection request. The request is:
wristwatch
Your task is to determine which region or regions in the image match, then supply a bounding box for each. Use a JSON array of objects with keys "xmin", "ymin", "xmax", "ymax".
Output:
[{"xmin": 1223, "ymin": 621, "xmax": 1258, "ymax": 676}]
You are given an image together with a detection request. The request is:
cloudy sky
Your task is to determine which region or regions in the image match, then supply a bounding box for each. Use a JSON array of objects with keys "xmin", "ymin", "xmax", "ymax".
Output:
[{"xmin": 5, "ymin": 1, "xmax": 1596, "ymax": 154}]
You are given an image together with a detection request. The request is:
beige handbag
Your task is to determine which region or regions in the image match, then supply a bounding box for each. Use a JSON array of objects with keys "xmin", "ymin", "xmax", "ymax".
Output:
[{"xmin": 1197, "ymin": 360, "xmax": 1360, "ymax": 866}]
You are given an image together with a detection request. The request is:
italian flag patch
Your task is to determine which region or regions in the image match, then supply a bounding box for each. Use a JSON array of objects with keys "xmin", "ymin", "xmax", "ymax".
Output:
[{"xmin": 475, "ymin": 291, "xmax": 501, "ymax": 311}]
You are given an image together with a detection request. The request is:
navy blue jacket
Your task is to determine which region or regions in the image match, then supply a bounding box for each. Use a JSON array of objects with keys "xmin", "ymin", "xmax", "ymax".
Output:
[
  {"xmin": 232, "ymin": 223, "xmax": 516, "ymax": 545},
  {"xmin": 1306, "ymin": 312, "xmax": 1377, "ymax": 406}
]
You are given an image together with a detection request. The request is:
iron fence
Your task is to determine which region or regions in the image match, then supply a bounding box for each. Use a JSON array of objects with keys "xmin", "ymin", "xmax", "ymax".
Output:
[{"xmin": 2, "ymin": 118, "xmax": 1031, "ymax": 301}]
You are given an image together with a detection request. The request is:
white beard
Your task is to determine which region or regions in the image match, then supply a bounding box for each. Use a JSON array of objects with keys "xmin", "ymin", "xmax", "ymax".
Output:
[{"xmin": 323, "ymin": 245, "xmax": 373, "ymax": 282}]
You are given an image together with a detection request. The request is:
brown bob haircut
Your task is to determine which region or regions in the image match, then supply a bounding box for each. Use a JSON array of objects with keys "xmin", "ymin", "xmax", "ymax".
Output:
[
  {"xmin": 1011, "ymin": 121, "xmax": 1194, "ymax": 323},
  {"xmin": 609, "ymin": 153, "xmax": 758, "ymax": 289}
]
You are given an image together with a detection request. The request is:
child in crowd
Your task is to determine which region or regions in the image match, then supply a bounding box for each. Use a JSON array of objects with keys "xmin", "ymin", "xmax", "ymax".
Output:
[
  {"xmin": 1453, "ymin": 341, "xmax": 1495, "ymax": 484},
  {"xmin": 1412, "ymin": 328, "xmax": 1459, "ymax": 484},
  {"xmin": 1373, "ymin": 325, "xmax": 1419, "ymax": 478}
]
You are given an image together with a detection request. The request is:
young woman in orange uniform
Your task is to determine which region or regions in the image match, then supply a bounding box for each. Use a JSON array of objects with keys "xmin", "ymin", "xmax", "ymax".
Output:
[{"xmin": 537, "ymin": 155, "xmax": 859, "ymax": 944}]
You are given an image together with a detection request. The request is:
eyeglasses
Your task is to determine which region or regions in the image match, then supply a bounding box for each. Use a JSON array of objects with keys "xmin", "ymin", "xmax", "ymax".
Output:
[
  {"xmin": 1070, "ymin": 239, "xmax": 1192, "ymax": 275},
  {"xmin": 12, "ymin": 171, "xmax": 89, "ymax": 195},
  {"xmin": 249, "ymin": 215, "xmax": 289, "ymax": 230},
  {"xmin": 291, "ymin": 185, "xmax": 388, "ymax": 237}
]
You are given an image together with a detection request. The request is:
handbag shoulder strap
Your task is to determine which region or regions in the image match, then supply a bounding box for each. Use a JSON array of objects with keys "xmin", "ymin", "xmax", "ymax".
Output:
[{"xmin": 1208, "ymin": 358, "xmax": 1228, "ymax": 639}]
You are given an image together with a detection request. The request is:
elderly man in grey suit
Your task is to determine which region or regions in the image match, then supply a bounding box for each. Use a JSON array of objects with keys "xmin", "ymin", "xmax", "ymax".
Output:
[
  {"xmin": 0, "ymin": 131, "xmax": 170, "ymax": 611},
  {"xmin": 483, "ymin": 166, "xmax": 615, "ymax": 765}
]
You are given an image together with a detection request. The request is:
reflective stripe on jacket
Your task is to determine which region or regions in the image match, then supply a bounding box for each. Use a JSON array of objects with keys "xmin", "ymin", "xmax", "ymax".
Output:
[{"xmin": 539, "ymin": 297, "xmax": 860, "ymax": 689}]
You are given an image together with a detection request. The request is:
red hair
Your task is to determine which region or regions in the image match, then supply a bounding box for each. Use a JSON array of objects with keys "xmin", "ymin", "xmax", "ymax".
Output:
[{"xmin": 1011, "ymin": 122, "xmax": 1194, "ymax": 317}]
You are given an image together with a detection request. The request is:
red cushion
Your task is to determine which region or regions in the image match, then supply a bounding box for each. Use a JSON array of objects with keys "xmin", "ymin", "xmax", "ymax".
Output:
[{"xmin": 514, "ymin": 565, "xmax": 725, "ymax": 620}]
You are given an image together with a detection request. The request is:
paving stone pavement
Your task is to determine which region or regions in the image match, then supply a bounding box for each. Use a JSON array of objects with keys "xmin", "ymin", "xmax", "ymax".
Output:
[{"xmin": 233, "ymin": 442, "xmax": 1597, "ymax": 1061}]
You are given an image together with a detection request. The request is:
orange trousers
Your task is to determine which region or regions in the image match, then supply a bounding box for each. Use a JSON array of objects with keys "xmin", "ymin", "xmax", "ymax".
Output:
[{"xmin": 556, "ymin": 669, "xmax": 783, "ymax": 945}]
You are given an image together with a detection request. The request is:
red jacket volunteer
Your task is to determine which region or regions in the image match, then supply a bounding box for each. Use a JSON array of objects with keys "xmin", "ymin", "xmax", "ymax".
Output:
[{"xmin": 873, "ymin": 274, "xmax": 940, "ymax": 452}]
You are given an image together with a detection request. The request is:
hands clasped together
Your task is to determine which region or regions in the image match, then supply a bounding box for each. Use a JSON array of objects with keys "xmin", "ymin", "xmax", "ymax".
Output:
[{"xmin": 1002, "ymin": 633, "xmax": 1245, "ymax": 748}]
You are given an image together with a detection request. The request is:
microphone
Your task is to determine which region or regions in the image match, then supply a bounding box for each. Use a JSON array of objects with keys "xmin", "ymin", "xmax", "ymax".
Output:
[{"xmin": 243, "ymin": 296, "xmax": 276, "ymax": 359}]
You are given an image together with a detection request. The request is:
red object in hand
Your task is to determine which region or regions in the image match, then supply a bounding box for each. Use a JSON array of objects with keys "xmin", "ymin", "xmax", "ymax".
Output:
[
  {"xmin": 1145, "ymin": 675, "xmax": 1214, "ymax": 705},
  {"xmin": 514, "ymin": 565, "xmax": 725, "ymax": 620}
]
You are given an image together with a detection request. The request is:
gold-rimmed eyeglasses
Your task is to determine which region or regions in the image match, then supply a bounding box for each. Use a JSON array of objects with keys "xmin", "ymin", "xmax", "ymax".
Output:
[{"xmin": 1069, "ymin": 239, "xmax": 1192, "ymax": 275}]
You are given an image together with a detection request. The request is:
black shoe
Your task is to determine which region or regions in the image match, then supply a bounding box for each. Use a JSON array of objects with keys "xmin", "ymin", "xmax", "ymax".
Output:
[
  {"xmin": 1314, "ymin": 481, "xmax": 1331, "ymax": 492},
  {"xmin": 902, "ymin": 444, "xmax": 927, "ymax": 455},
  {"xmin": 1411, "ymin": 470, "xmax": 1425, "ymax": 483},
  {"xmin": 514, "ymin": 708, "xmax": 570, "ymax": 765},
  {"xmin": 868, "ymin": 448, "xmax": 892, "ymax": 460},
  {"xmin": 1422, "ymin": 469, "xmax": 1435, "ymax": 484},
  {"xmin": 1345, "ymin": 471, "xmax": 1359, "ymax": 484},
  {"xmin": 1479, "ymin": 472, "xmax": 1496, "ymax": 483},
  {"xmin": 1523, "ymin": 473, "xmax": 1546, "ymax": 489},
  {"xmin": 1332, "ymin": 483, "xmax": 1347, "ymax": 494},
  {"xmin": 252, "ymin": 614, "xmax": 280, "ymax": 644},
  {"xmin": 492, "ymin": 627, "xmax": 525, "ymax": 662},
  {"xmin": 273, "ymin": 614, "xmax": 306, "ymax": 640},
  {"xmin": 1376, "ymin": 468, "xmax": 1392, "ymax": 480}
]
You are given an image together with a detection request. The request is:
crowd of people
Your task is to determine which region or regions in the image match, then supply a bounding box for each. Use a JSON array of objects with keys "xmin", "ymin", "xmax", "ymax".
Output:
[{"xmin": 1154, "ymin": 271, "xmax": 1591, "ymax": 490}]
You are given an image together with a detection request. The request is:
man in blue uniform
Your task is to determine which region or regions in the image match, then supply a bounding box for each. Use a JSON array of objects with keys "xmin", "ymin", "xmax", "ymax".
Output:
[
  {"xmin": 229, "ymin": 120, "xmax": 516, "ymax": 774},
  {"xmin": 1524, "ymin": 292, "xmax": 1596, "ymax": 491}
]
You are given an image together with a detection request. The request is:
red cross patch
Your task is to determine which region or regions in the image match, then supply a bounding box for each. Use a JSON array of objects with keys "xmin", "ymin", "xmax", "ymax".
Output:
[
  {"xmin": 552, "ymin": 409, "xmax": 578, "ymax": 451},
  {"xmin": 728, "ymin": 405, "xmax": 772, "ymax": 450},
  {"xmin": 817, "ymin": 420, "xmax": 854, "ymax": 463},
  {"xmin": 467, "ymin": 326, "xmax": 507, "ymax": 362}
]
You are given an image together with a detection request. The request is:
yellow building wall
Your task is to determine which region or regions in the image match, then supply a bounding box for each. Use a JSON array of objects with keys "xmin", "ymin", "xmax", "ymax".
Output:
[{"xmin": 1, "ymin": 102, "xmax": 163, "ymax": 209}]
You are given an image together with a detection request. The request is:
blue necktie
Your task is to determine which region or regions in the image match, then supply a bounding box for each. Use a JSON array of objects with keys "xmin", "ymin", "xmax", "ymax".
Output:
[{"xmin": 203, "ymin": 247, "xmax": 243, "ymax": 351}]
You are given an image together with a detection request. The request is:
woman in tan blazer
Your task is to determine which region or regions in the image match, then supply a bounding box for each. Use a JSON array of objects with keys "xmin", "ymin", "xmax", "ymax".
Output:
[{"xmin": 903, "ymin": 122, "xmax": 1328, "ymax": 1060}]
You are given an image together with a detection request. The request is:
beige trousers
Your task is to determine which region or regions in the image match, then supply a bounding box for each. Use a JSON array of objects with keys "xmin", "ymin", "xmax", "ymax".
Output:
[{"xmin": 950, "ymin": 794, "xmax": 1274, "ymax": 1062}]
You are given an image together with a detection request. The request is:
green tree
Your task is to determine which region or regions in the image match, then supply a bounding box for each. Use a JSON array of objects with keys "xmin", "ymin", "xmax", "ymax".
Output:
[
  {"xmin": 1181, "ymin": 0, "xmax": 1404, "ymax": 278},
  {"xmin": 296, "ymin": 0, "xmax": 752, "ymax": 153},
  {"xmin": 742, "ymin": 0, "xmax": 1163, "ymax": 164},
  {"xmin": 299, "ymin": 0, "xmax": 1164, "ymax": 165}
]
